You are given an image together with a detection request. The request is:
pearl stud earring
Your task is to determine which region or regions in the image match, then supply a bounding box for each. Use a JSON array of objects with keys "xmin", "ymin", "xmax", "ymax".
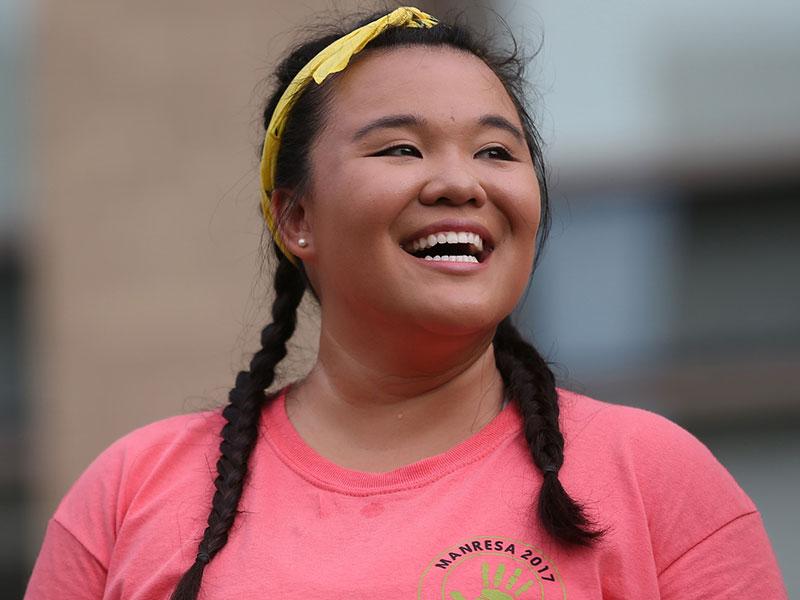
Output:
[{"xmin": 298, "ymin": 238, "xmax": 308, "ymax": 248}]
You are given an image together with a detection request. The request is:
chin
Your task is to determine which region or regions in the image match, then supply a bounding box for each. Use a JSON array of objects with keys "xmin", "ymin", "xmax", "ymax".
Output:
[{"xmin": 412, "ymin": 306, "xmax": 510, "ymax": 337}]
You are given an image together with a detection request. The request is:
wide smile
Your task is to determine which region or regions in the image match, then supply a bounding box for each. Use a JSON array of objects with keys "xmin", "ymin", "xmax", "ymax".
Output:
[{"xmin": 401, "ymin": 228, "xmax": 493, "ymax": 264}]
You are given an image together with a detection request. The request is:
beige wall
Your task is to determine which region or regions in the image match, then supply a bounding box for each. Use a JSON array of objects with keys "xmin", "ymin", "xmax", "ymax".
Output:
[{"xmin": 27, "ymin": 0, "xmax": 453, "ymax": 551}]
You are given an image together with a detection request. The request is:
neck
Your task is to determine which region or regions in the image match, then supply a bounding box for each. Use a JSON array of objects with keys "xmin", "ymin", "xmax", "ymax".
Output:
[{"xmin": 286, "ymin": 319, "xmax": 505, "ymax": 472}]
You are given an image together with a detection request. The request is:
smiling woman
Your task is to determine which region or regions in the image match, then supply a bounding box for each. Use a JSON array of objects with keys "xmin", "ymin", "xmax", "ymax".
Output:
[{"xmin": 25, "ymin": 6, "xmax": 787, "ymax": 600}]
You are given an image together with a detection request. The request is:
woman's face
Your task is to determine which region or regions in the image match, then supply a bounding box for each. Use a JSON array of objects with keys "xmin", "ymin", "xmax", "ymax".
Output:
[{"xmin": 286, "ymin": 46, "xmax": 541, "ymax": 338}]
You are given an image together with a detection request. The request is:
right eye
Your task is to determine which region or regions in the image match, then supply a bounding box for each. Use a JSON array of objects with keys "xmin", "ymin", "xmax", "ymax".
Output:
[{"xmin": 373, "ymin": 144, "xmax": 422, "ymax": 158}]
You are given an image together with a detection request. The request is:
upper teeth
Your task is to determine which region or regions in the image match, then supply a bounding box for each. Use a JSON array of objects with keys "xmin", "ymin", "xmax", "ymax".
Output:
[{"xmin": 407, "ymin": 231, "xmax": 484, "ymax": 252}]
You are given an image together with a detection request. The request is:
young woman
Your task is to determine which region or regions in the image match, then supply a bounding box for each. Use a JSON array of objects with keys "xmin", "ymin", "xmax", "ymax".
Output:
[{"xmin": 27, "ymin": 7, "xmax": 786, "ymax": 599}]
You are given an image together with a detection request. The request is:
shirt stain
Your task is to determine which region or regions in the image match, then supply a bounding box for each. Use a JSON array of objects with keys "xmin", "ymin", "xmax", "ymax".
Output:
[{"xmin": 360, "ymin": 501, "xmax": 385, "ymax": 518}]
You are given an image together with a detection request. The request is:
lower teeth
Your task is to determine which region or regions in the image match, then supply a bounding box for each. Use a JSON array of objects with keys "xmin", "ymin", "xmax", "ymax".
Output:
[{"xmin": 423, "ymin": 255, "xmax": 479, "ymax": 263}]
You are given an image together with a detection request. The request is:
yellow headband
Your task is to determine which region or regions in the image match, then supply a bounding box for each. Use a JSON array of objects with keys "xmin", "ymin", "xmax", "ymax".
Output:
[{"xmin": 259, "ymin": 6, "xmax": 439, "ymax": 262}]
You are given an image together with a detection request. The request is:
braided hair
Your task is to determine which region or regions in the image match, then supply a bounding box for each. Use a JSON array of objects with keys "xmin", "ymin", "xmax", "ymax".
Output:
[
  {"xmin": 494, "ymin": 318, "xmax": 602, "ymax": 545},
  {"xmin": 170, "ymin": 256, "xmax": 305, "ymax": 599},
  {"xmin": 171, "ymin": 11, "xmax": 600, "ymax": 600}
]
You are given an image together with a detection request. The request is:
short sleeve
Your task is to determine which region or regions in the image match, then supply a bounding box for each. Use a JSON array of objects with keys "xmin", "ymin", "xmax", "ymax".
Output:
[
  {"xmin": 24, "ymin": 431, "xmax": 128, "ymax": 599},
  {"xmin": 657, "ymin": 511, "xmax": 787, "ymax": 599},
  {"xmin": 25, "ymin": 518, "xmax": 107, "ymax": 599},
  {"xmin": 559, "ymin": 392, "xmax": 788, "ymax": 597}
]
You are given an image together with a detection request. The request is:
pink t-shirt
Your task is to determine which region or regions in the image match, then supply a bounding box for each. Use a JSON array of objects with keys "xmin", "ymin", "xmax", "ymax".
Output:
[{"xmin": 26, "ymin": 390, "xmax": 787, "ymax": 599}]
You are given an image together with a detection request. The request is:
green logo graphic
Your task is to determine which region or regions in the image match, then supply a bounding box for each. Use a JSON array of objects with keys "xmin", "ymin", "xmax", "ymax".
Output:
[{"xmin": 449, "ymin": 562, "xmax": 534, "ymax": 599}]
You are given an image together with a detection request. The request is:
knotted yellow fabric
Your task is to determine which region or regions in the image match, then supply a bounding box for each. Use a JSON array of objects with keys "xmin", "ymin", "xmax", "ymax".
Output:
[{"xmin": 260, "ymin": 6, "xmax": 439, "ymax": 262}]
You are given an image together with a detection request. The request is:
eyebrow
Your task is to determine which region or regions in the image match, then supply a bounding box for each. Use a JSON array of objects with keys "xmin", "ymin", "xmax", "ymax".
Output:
[
  {"xmin": 352, "ymin": 114, "xmax": 427, "ymax": 142},
  {"xmin": 350, "ymin": 113, "xmax": 526, "ymax": 143},
  {"xmin": 478, "ymin": 115, "xmax": 526, "ymax": 143}
]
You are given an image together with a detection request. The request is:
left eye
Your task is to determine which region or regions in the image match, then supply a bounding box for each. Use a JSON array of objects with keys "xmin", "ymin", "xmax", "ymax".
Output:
[
  {"xmin": 476, "ymin": 146, "xmax": 514, "ymax": 161},
  {"xmin": 373, "ymin": 145, "xmax": 422, "ymax": 158}
]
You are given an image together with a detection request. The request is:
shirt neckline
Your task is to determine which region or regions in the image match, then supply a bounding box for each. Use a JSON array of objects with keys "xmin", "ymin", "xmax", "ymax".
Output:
[{"xmin": 260, "ymin": 389, "xmax": 523, "ymax": 496}]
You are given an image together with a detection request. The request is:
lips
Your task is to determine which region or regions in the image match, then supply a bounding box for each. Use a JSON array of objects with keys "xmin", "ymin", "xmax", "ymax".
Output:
[{"xmin": 401, "ymin": 227, "xmax": 493, "ymax": 263}]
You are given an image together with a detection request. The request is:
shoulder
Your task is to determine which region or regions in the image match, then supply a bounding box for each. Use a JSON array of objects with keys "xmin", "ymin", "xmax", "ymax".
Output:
[
  {"xmin": 38, "ymin": 411, "xmax": 225, "ymax": 573},
  {"xmin": 555, "ymin": 390, "xmax": 760, "ymax": 571},
  {"xmin": 108, "ymin": 409, "xmax": 225, "ymax": 459},
  {"xmin": 555, "ymin": 389, "xmax": 756, "ymax": 513},
  {"xmin": 558, "ymin": 388, "xmax": 683, "ymax": 436},
  {"xmin": 52, "ymin": 411, "xmax": 225, "ymax": 554},
  {"xmin": 557, "ymin": 389, "xmax": 734, "ymax": 478},
  {"xmin": 556, "ymin": 389, "xmax": 749, "ymax": 498},
  {"xmin": 61, "ymin": 410, "xmax": 226, "ymax": 489},
  {"xmin": 79, "ymin": 410, "xmax": 226, "ymax": 485}
]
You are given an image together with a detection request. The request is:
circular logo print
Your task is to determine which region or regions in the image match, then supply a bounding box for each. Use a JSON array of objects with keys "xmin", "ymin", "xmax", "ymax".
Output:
[{"xmin": 418, "ymin": 537, "xmax": 565, "ymax": 600}]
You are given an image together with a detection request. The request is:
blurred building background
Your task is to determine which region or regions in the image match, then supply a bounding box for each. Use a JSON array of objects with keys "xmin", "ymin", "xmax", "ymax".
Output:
[{"xmin": 1, "ymin": 0, "xmax": 797, "ymax": 595}]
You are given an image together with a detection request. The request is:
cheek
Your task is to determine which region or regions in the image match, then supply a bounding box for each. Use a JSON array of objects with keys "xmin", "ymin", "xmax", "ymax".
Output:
[
  {"xmin": 505, "ymin": 179, "xmax": 541, "ymax": 280},
  {"xmin": 528, "ymin": 198, "xmax": 542, "ymax": 240},
  {"xmin": 315, "ymin": 169, "xmax": 414, "ymax": 244},
  {"xmin": 522, "ymin": 175, "xmax": 543, "ymax": 231},
  {"xmin": 306, "ymin": 184, "xmax": 391, "ymax": 273},
  {"xmin": 502, "ymin": 175, "xmax": 542, "ymax": 236}
]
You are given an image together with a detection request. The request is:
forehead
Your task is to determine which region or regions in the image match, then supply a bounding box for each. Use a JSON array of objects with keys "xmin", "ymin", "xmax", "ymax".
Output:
[{"xmin": 324, "ymin": 45, "xmax": 522, "ymax": 129}]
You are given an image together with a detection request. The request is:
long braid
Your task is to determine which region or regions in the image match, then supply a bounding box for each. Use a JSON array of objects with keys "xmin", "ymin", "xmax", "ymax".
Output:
[
  {"xmin": 494, "ymin": 317, "xmax": 602, "ymax": 546},
  {"xmin": 170, "ymin": 254, "xmax": 306, "ymax": 600}
]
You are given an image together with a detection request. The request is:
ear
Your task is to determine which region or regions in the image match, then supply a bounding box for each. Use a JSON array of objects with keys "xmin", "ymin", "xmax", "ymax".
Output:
[{"xmin": 270, "ymin": 188, "xmax": 315, "ymax": 262}]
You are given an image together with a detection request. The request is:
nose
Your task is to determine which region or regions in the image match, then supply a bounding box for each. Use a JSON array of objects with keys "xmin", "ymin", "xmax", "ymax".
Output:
[{"xmin": 418, "ymin": 153, "xmax": 487, "ymax": 207}]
